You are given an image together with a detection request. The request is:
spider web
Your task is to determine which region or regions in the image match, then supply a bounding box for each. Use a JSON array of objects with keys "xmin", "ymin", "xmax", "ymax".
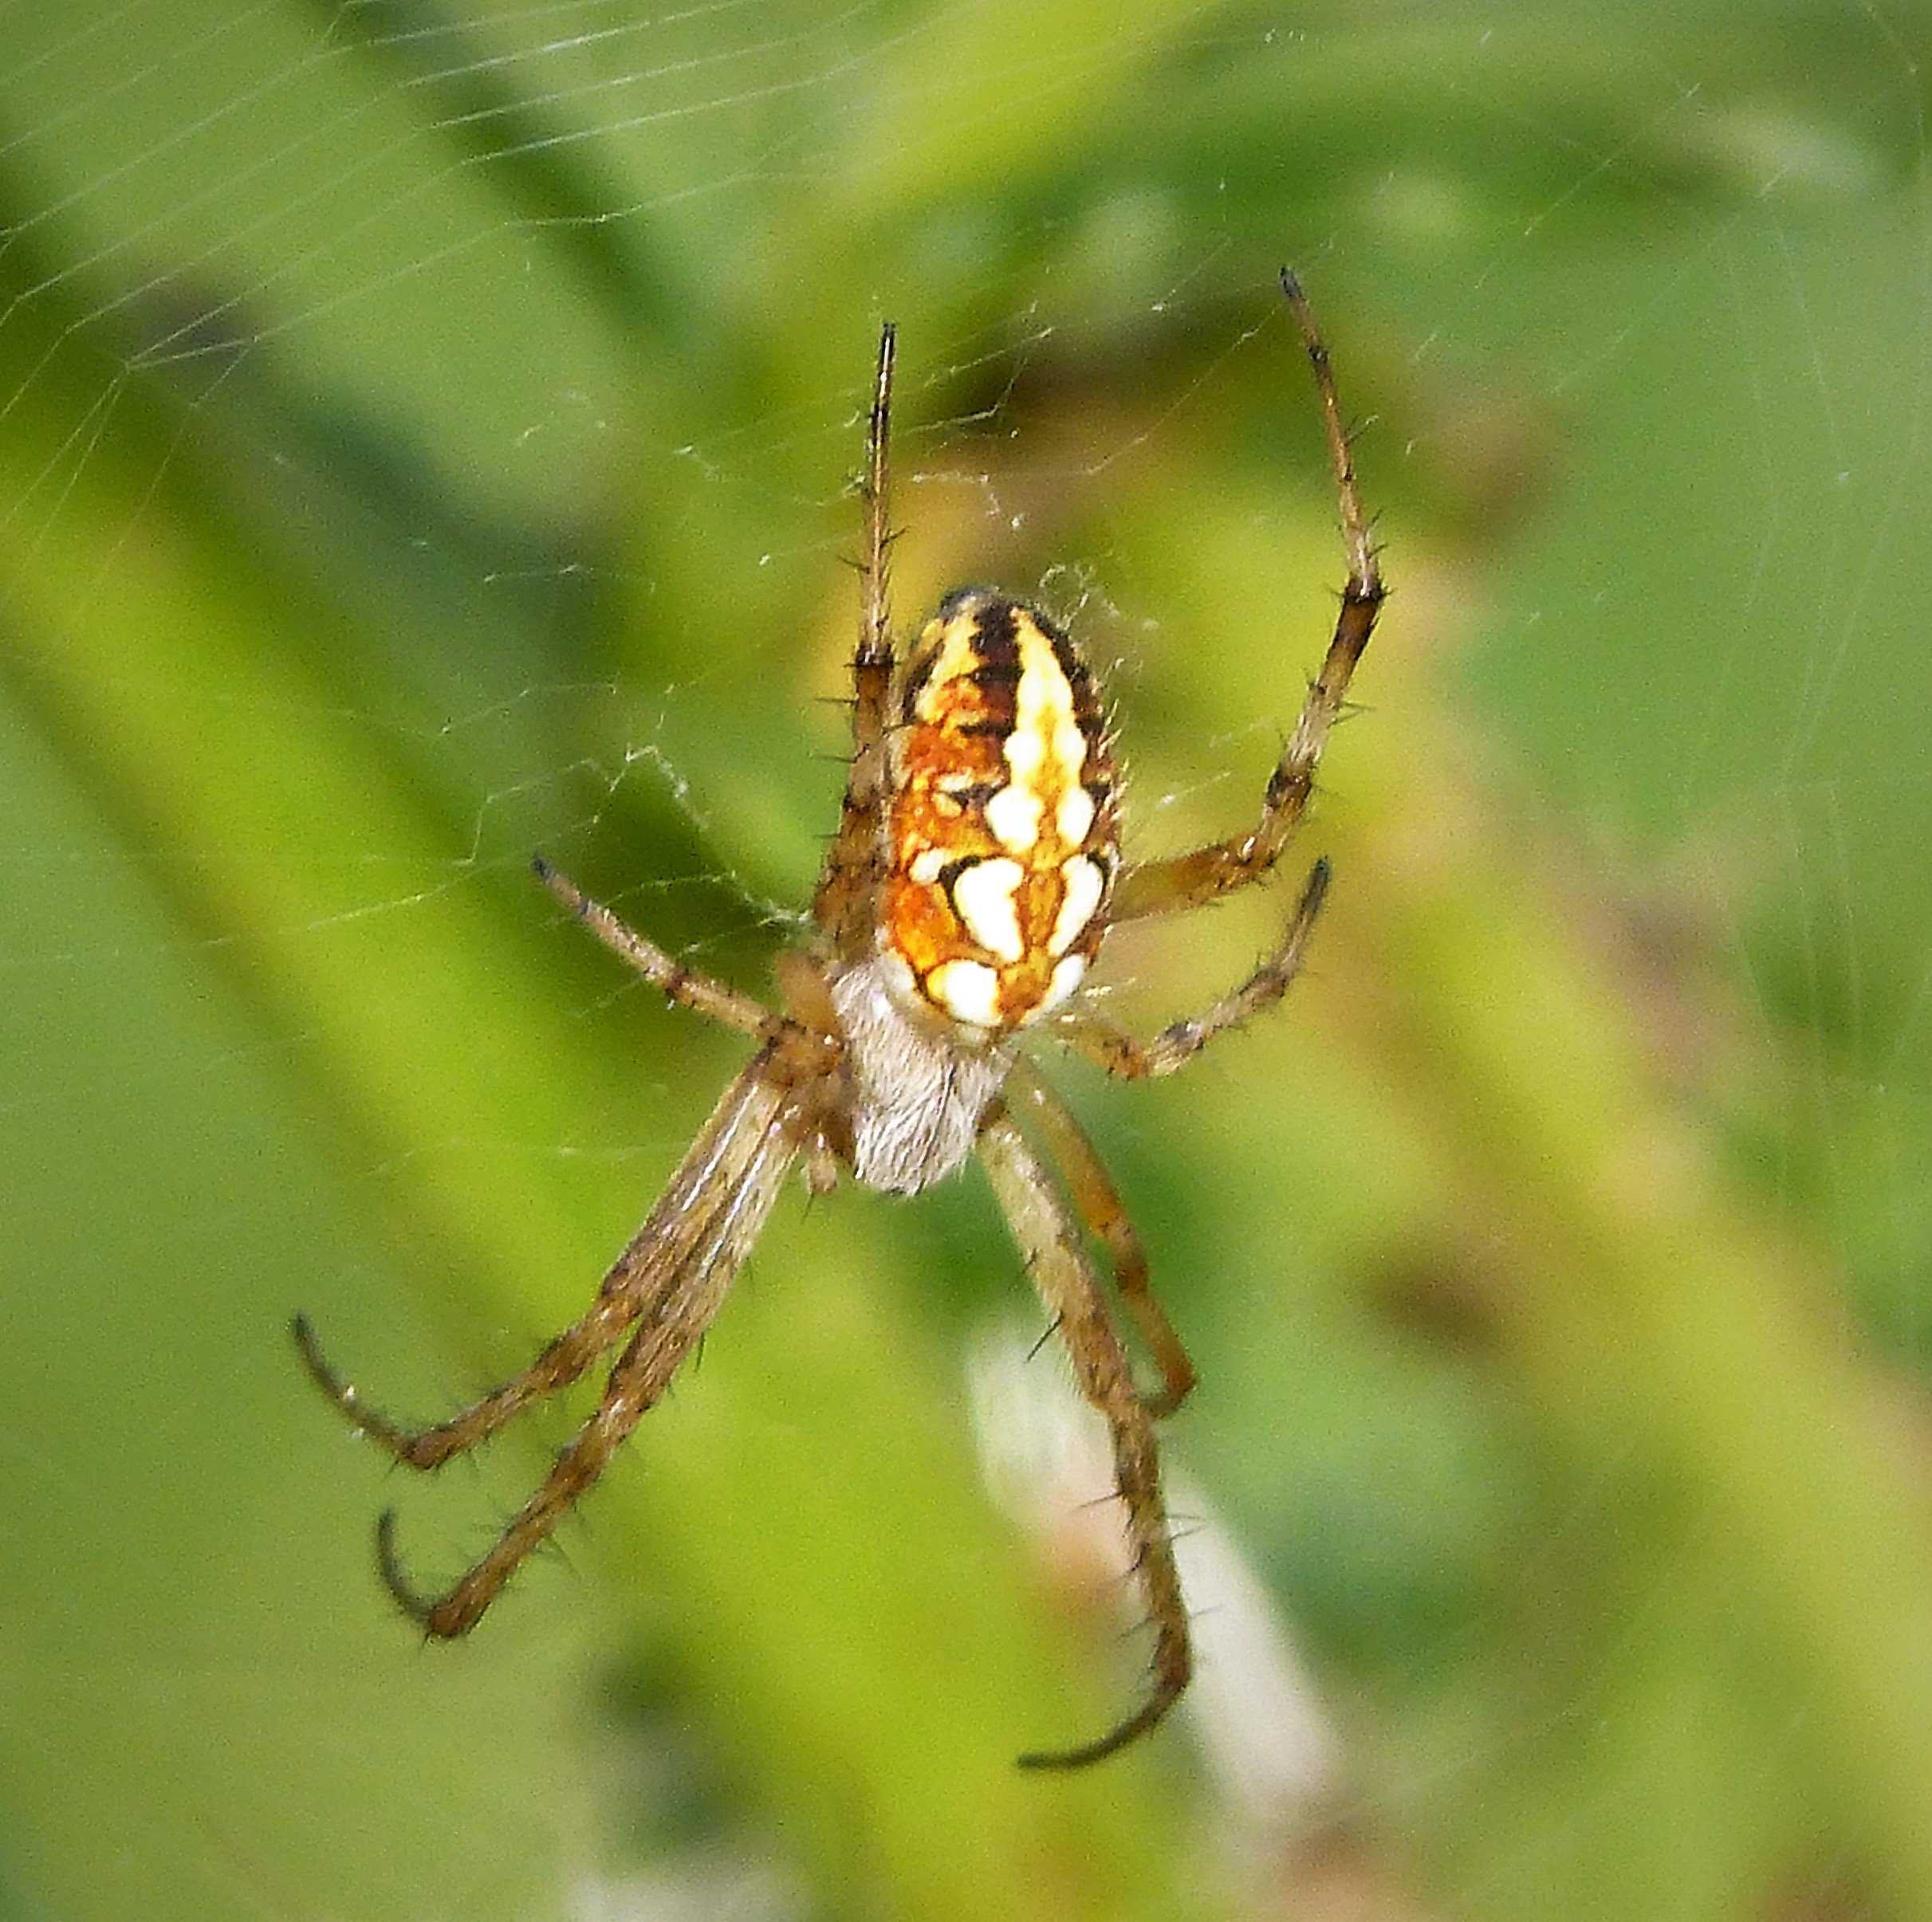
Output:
[{"xmin": 2, "ymin": 3, "xmax": 1930, "ymax": 1919}]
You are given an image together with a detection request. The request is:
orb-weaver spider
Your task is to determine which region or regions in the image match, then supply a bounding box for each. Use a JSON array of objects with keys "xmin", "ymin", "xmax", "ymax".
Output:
[{"xmin": 296, "ymin": 271, "xmax": 1383, "ymax": 1768}]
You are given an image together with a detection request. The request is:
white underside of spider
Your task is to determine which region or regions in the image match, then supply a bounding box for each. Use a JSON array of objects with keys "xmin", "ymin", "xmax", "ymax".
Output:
[{"xmin": 828, "ymin": 953, "xmax": 1012, "ymax": 1193}]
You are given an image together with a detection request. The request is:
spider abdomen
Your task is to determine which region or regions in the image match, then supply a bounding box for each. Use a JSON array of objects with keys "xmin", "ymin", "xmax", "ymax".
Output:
[{"xmin": 883, "ymin": 590, "xmax": 1119, "ymax": 1034}]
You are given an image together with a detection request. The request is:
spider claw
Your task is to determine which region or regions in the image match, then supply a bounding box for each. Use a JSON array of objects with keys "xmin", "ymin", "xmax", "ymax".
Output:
[
  {"xmin": 1013, "ymin": 1676, "xmax": 1186, "ymax": 1771},
  {"xmin": 295, "ymin": 1312, "xmax": 441, "ymax": 1466},
  {"xmin": 374, "ymin": 1509, "xmax": 443, "ymax": 1633},
  {"xmin": 292, "ymin": 1311, "xmax": 358, "ymax": 1417}
]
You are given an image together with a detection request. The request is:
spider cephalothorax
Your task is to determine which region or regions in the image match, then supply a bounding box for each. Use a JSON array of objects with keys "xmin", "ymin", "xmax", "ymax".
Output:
[{"xmin": 296, "ymin": 273, "xmax": 1383, "ymax": 1769}]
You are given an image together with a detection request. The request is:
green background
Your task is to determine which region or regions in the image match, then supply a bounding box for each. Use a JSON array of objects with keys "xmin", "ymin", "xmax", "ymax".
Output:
[{"xmin": 2, "ymin": 2, "xmax": 1931, "ymax": 1917}]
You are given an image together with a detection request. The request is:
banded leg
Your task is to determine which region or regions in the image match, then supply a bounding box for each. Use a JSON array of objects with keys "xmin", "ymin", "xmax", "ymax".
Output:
[
  {"xmin": 534, "ymin": 856, "xmax": 780, "ymax": 1041},
  {"xmin": 1113, "ymin": 273, "xmax": 1382, "ymax": 923},
  {"xmin": 296, "ymin": 1061, "xmax": 793, "ymax": 1472},
  {"xmin": 978, "ymin": 1106, "xmax": 1191, "ymax": 1770},
  {"xmin": 380, "ymin": 1091, "xmax": 801, "ymax": 1636},
  {"xmin": 1004, "ymin": 1056, "xmax": 1196, "ymax": 1417},
  {"xmin": 1060, "ymin": 859, "xmax": 1329, "ymax": 1081},
  {"xmin": 812, "ymin": 320, "xmax": 899, "ymax": 953}
]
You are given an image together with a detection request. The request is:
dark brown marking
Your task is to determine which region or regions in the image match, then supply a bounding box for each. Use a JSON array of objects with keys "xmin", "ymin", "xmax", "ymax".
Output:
[
  {"xmin": 899, "ymin": 643, "xmax": 942, "ymax": 723},
  {"xmin": 1044, "ymin": 622, "xmax": 1094, "ymax": 697},
  {"xmin": 968, "ymin": 595, "xmax": 1020, "ymax": 658},
  {"xmin": 968, "ymin": 661, "xmax": 1023, "ymax": 690},
  {"xmin": 945, "ymin": 780, "xmax": 1005, "ymax": 809}
]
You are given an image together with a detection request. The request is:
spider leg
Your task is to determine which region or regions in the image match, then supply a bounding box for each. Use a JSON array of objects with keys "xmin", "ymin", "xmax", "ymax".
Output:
[
  {"xmin": 1112, "ymin": 273, "xmax": 1382, "ymax": 923},
  {"xmin": 1059, "ymin": 859, "xmax": 1329, "ymax": 1081},
  {"xmin": 533, "ymin": 856, "xmax": 787, "ymax": 1044},
  {"xmin": 293, "ymin": 1305, "xmax": 634, "ymax": 1472},
  {"xmin": 1004, "ymin": 1057, "xmax": 1195, "ymax": 1417},
  {"xmin": 377, "ymin": 1083, "xmax": 801, "ymax": 1637},
  {"xmin": 857, "ymin": 320, "xmax": 898, "ymax": 713},
  {"xmin": 812, "ymin": 320, "xmax": 898, "ymax": 956},
  {"xmin": 296, "ymin": 1057, "xmax": 798, "ymax": 1472},
  {"xmin": 977, "ymin": 1106, "xmax": 1191, "ymax": 1769},
  {"xmin": 374, "ymin": 1315, "xmax": 660, "ymax": 1637}
]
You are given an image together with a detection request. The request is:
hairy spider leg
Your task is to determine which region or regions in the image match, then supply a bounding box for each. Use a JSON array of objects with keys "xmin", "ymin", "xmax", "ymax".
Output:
[
  {"xmin": 534, "ymin": 855, "xmax": 783, "ymax": 1042},
  {"xmin": 1003, "ymin": 1057, "xmax": 1196, "ymax": 1418},
  {"xmin": 1112, "ymin": 272, "xmax": 1382, "ymax": 922},
  {"xmin": 813, "ymin": 320, "xmax": 899, "ymax": 957},
  {"xmin": 977, "ymin": 1108, "xmax": 1192, "ymax": 1768},
  {"xmin": 378, "ymin": 1067, "xmax": 800, "ymax": 1635},
  {"xmin": 1057, "ymin": 858, "xmax": 1331, "ymax": 1081},
  {"xmin": 293, "ymin": 1047, "xmax": 797, "ymax": 1470}
]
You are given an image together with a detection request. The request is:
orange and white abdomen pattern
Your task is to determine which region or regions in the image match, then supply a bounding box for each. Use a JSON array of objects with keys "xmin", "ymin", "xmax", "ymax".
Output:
[{"xmin": 883, "ymin": 590, "xmax": 1119, "ymax": 1032}]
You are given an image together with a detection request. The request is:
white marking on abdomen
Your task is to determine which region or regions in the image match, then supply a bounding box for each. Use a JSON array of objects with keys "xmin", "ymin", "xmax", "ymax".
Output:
[
  {"xmin": 1056, "ymin": 784, "xmax": 1096, "ymax": 846},
  {"xmin": 950, "ymin": 857, "xmax": 1026, "ymax": 961},
  {"xmin": 1048, "ymin": 855, "xmax": 1104, "ymax": 957},
  {"xmin": 1039, "ymin": 953, "xmax": 1088, "ymax": 1016},
  {"xmin": 984, "ymin": 782, "xmax": 1042, "ymax": 853},
  {"xmin": 927, "ymin": 958, "xmax": 1002, "ymax": 1028}
]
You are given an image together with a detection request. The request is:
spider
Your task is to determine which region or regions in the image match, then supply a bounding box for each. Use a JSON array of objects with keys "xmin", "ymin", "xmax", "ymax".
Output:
[{"xmin": 294, "ymin": 270, "xmax": 1383, "ymax": 1770}]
